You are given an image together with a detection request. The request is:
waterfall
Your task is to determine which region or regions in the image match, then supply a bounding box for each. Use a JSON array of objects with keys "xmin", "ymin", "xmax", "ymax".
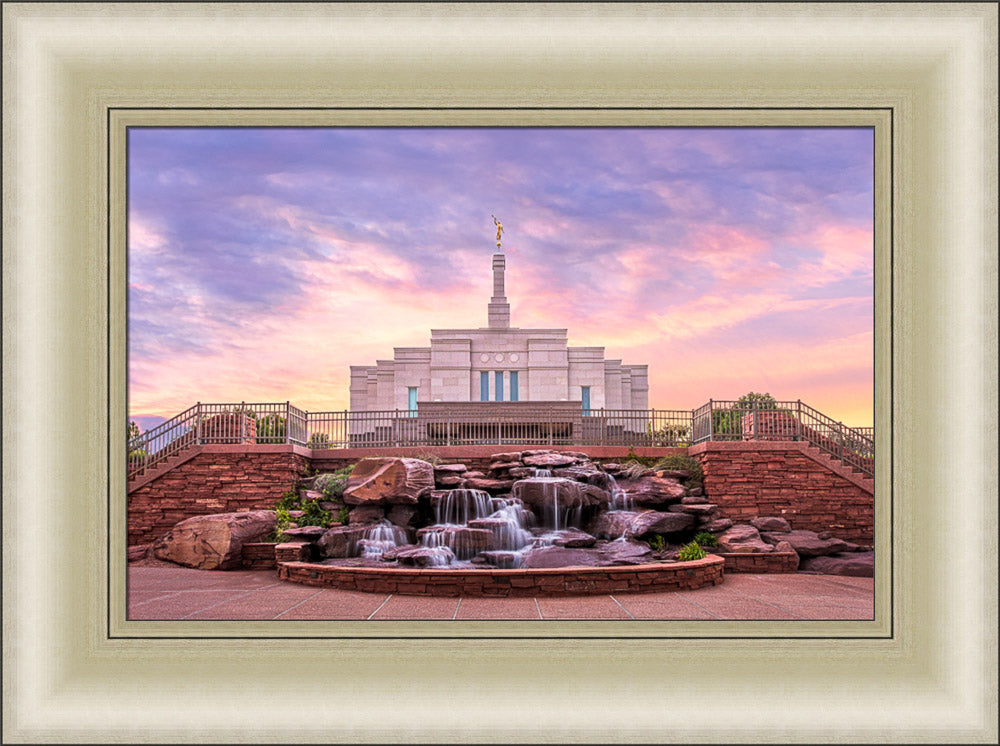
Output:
[
  {"xmin": 534, "ymin": 468, "xmax": 553, "ymax": 477},
  {"xmin": 354, "ymin": 520, "xmax": 407, "ymax": 560},
  {"xmin": 605, "ymin": 472, "xmax": 634, "ymax": 511},
  {"xmin": 434, "ymin": 488, "xmax": 492, "ymax": 525}
]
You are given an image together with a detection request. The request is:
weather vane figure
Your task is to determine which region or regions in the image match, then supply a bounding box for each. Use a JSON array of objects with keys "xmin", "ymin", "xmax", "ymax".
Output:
[{"xmin": 491, "ymin": 214, "xmax": 504, "ymax": 249}]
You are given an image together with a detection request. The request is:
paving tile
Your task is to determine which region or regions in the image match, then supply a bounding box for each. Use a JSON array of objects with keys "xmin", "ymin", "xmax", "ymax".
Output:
[
  {"xmin": 186, "ymin": 586, "xmax": 326, "ymax": 620},
  {"xmin": 274, "ymin": 590, "xmax": 392, "ymax": 620},
  {"xmin": 454, "ymin": 597, "xmax": 542, "ymax": 620},
  {"xmin": 536, "ymin": 596, "xmax": 631, "ymax": 620},
  {"xmin": 675, "ymin": 594, "xmax": 808, "ymax": 620},
  {"xmin": 784, "ymin": 602, "xmax": 875, "ymax": 621},
  {"xmin": 128, "ymin": 590, "xmax": 250, "ymax": 620},
  {"xmin": 613, "ymin": 593, "xmax": 719, "ymax": 620},
  {"xmin": 369, "ymin": 595, "xmax": 461, "ymax": 620}
]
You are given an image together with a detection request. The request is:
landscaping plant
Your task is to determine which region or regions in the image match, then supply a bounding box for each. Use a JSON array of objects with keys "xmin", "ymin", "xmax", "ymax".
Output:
[{"xmin": 677, "ymin": 541, "xmax": 707, "ymax": 561}]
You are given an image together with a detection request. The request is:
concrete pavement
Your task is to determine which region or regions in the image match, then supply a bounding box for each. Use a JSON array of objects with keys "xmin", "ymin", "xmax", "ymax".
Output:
[{"xmin": 128, "ymin": 565, "xmax": 874, "ymax": 621}]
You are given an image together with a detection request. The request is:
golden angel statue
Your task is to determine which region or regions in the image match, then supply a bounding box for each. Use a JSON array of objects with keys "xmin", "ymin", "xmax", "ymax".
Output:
[{"xmin": 491, "ymin": 214, "xmax": 504, "ymax": 249}]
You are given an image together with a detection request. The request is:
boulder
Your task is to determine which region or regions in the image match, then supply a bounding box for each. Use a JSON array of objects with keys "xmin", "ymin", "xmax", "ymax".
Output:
[
  {"xmin": 799, "ymin": 551, "xmax": 874, "ymax": 577},
  {"xmin": 488, "ymin": 461, "xmax": 522, "ymax": 473},
  {"xmin": 668, "ymin": 502, "xmax": 718, "ymax": 516},
  {"xmin": 489, "ymin": 451, "xmax": 524, "ymax": 462},
  {"xmin": 686, "ymin": 486, "xmax": 704, "ymax": 497},
  {"xmin": 557, "ymin": 464, "xmax": 605, "ymax": 482},
  {"xmin": 522, "ymin": 452, "xmax": 580, "ymax": 468},
  {"xmin": 433, "ymin": 463, "xmax": 467, "ymax": 473},
  {"xmin": 617, "ymin": 475, "xmax": 686, "ymax": 507},
  {"xmin": 513, "ymin": 478, "xmax": 609, "ymax": 511},
  {"xmin": 317, "ymin": 524, "xmax": 375, "ymax": 558},
  {"xmin": 759, "ymin": 529, "xmax": 852, "ymax": 557},
  {"xmin": 750, "ymin": 516, "xmax": 792, "ymax": 532},
  {"xmin": 281, "ymin": 526, "xmax": 328, "ymax": 541},
  {"xmin": 717, "ymin": 524, "xmax": 774, "ymax": 554},
  {"xmin": 386, "ymin": 545, "xmax": 456, "ymax": 567},
  {"xmin": 461, "ymin": 470, "xmax": 486, "ymax": 479},
  {"xmin": 681, "ymin": 495, "xmax": 709, "ymax": 505},
  {"xmin": 462, "ymin": 477, "xmax": 516, "ymax": 493},
  {"xmin": 704, "ymin": 518, "xmax": 733, "ymax": 533},
  {"xmin": 436, "ymin": 475, "xmax": 464, "ymax": 487},
  {"xmin": 343, "ymin": 457, "xmax": 434, "ymax": 505},
  {"xmin": 507, "ymin": 467, "xmax": 536, "ymax": 479},
  {"xmin": 600, "ymin": 538, "xmax": 653, "ymax": 564},
  {"xmin": 387, "ymin": 504, "xmax": 419, "ymax": 529},
  {"xmin": 298, "ymin": 489, "xmax": 324, "ymax": 502},
  {"xmin": 518, "ymin": 546, "xmax": 604, "ymax": 568},
  {"xmin": 588, "ymin": 510, "xmax": 637, "ymax": 539},
  {"xmin": 152, "ymin": 510, "xmax": 276, "ymax": 570},
  {"xmin": 551, "ymin": 529, "xmax": 598, "ymax": 548},
  {"xmin": 347, "ymin": 504, "xmax": 385, "ymax": 524},
  {"xmin": 627, "ymin": 510, "xmax": 696, "ymax": 537}
]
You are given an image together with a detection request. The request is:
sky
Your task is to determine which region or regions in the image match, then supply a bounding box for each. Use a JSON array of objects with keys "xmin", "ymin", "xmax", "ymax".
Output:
[{"xmin": 128, "ymin": 127, "xmax": 874, "ymax": 429}]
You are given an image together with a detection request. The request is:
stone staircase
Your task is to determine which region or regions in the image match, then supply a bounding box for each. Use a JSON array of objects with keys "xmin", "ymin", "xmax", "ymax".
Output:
[
  {"xmin": 128, "ymin": 445, "xmax": 202, "ymax": 492},
  {"xmin": 802, "ymin": 443, "xmax": 874, "ymax": 494}
]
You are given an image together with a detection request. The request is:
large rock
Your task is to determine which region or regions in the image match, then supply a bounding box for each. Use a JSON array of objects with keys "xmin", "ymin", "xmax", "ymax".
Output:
[
  {"xmin": 385, "ymin": 545, "xmax": 456, "ymax": 567},
  {"xmin": 551, "ymin": 529, "xmax": 598, "ymax": 548},
  {"xmin": 759, "ymin": 529, "xmax": 852, "ymax": 557},
  {"xmin": 773, "ymin": 540, "xmax": 800, "ymax": 571},
  {"xmin": 627, "ymin": 510, "xmax": 696, "ymax": 536},
  {"xmin": 488, "ymin": 461, "xmax": 522, "ymax": 473},
  {"xmin": 704, "ymin": 518, "xmax": 733, "ymax": 533},
  {"xmin": 617, "ymin": 475, "xmax": 686, "ymax": 507},
  {"xmin": 717, "ymin": 524, "xmax": 774, "ymax": 554},
  {"xmin": 343, "ymin": 457, "xmax": 434, "ymax": 505},
  {"xmin": 463, "ymin": 476, "xmax": 516, "ymax": 493},
  {"xmin": 588, "ymin": 510, "xmax": 637, "ymax": 539},
  {"xmin": 522, "ymin": 452, "xmax": 580, "ymax": 468},
  {"xmin": 433, "ymin": 463, "xmax": 467, "ymax": 473},
  {"xmin": 600, "ymin": 538, "xmax": 653, "ymax": 564},
  {"xmin": 513, "ymin": 477, "xmax": 609, "ymax": 511},
  {"xmin": 751, "ymin": 516, "xmax": 792, "ymax": 532},
  {"xmin": 152, "ymin": 510, "xmax": 276, "ymax": 570},
  {"xmin": 799, "ymin": 551, "xmax": 874, "ymax": 577},
  {"xmin": 347, "ymin": 504, "xmax": 385, "ymax": 525},
  {"xmin": 386, "ymin": 504, "xmax": 419, "ymax": 529},
  {"xmin": 518, "ymin": 546, "xmax": 603, "ymax": 568},
  {"xmin": 668, "ymin": 502, "xmax": 718, "ymax": 516},
  {"xmin": 489, "ymin": 451, "xmax": 523, "ymax": 462}
]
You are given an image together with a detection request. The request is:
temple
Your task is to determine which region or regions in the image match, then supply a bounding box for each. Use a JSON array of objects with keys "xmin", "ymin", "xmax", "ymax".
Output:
[{"xmin": 349, "ymin": 250, "xmax": 649, "ymax": 416}]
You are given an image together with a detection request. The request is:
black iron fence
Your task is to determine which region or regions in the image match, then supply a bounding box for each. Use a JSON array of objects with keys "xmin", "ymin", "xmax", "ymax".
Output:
[{"xmin": 128, "ymin": 400, "xmax": 874, "ymax": 479}]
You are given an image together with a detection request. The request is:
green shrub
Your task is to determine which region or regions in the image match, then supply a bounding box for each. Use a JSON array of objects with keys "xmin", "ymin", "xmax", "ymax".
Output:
[
  {"xmin": 337, "ymin": 506, "xmax": 350, "ymax": 524},
  {"xmin": 415, "ymin": 452, "xmax": 443, "ymax": 466},
  {"xmin": 677, "ymin": 541, "xmax": 707, "ymax": 561},
  {"xmin": 619, "ymin": 460, "xmax": 649, "ymax": 479},
  {"xmin": 307, "ymin": 432, "xmax": 332, "ymax": 449},
  {"xmin": 650, "ymin": 453, "xmax": 704, "ymax": 486},
  {"xmin": 693, "ymin": 530, "xmax": 718, "ymax": 547},
  {"xmin": 625, "ymin": 446, "xmax": 656, "ymax": 467},
  {"xmin": 272, "ymin": 506, "xmax": 292, "ymax": 543},
  {"xmin": 313, "ymin": 466, "xmax": 354, "ymax": 499},
  {"xmin": 646, "ymin": 422, "xmax": 692, "ymax": 447},
  {"xmin": 256, "ymin": 414, "xmax": 287, "ymax": 443},
  {"xmin": 647, "ymin": 535, "xmax": 666, "ymax": 552}
]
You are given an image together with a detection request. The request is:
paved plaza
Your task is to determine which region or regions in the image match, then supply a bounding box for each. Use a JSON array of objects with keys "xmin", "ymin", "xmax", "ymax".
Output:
[{"xmin": 128, "ymin": 565, "xmax": 874, "ymax": 621}]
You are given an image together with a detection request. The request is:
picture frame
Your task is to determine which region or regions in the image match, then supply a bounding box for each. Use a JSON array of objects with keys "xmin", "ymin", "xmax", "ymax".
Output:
[{"xmin": 3, "ymin": 3, "xmax": 996, "ymax": 742}]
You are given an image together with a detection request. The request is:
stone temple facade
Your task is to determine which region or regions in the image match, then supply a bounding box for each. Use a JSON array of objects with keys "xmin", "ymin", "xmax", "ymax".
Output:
[{"xmin": 349, "ymin": 251, "xmax": 648, "ymax": 414}]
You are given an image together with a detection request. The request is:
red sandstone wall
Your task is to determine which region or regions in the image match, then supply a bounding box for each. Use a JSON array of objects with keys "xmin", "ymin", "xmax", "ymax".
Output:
[
  {"xmin": 128, "ymin": 451, "xmax": 310, "ymax": 545},
  {"xmin": 693, "ymin": 446, "xmax": 873, "ymax": 544}
]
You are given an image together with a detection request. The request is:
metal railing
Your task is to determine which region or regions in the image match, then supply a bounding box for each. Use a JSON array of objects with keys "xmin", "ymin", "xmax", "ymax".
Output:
[
  {"xmin": 690, "ymin": 399, "xmax": 874, "ymax": 476},
  {"xmin": 128, "ymin": 400, "xmax": 874, "ymax": 479}
]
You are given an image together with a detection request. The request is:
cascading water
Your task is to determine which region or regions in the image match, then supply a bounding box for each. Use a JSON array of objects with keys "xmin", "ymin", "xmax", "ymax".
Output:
[
  {"xmin": 605, "ymin": 472, "xmax": 634, "ymax": 511},
  {"xmin": 434, "ymin": 488, "xmax": 493, "ymax": 525},
  {"xmin": 354, "ymin": 520, "xmax": 407, "ymax": 560},
  {"xmin": 534, "ymin": 468, "xmax": 553, "ymax": 477}
]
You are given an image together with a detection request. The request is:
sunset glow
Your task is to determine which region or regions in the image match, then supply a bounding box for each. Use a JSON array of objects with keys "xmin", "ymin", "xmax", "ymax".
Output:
[{"xmin": 128, "ymin": 127, "xmax": 874, "ymax": 428}]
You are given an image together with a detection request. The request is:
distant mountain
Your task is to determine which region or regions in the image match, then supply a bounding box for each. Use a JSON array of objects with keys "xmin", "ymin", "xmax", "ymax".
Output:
[{"xmin": 130, "ymin": 415, "xmax": 167, "ymax": 433}]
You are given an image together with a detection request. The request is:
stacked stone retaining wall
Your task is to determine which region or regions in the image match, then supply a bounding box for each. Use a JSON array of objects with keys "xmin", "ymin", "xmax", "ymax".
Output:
[
  {"xmin": 691, "ymin": 442, "xmax": 873, "ymax": 544},
  {"xmin": 128, "ymin": 449, "xmax": 309, "ymax": 545}
]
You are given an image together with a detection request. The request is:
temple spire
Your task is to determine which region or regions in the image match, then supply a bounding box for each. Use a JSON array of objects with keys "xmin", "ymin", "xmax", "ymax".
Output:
[{"xmin": 488, "ymin": 252, "xmax": 510, "ymax": 329}]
